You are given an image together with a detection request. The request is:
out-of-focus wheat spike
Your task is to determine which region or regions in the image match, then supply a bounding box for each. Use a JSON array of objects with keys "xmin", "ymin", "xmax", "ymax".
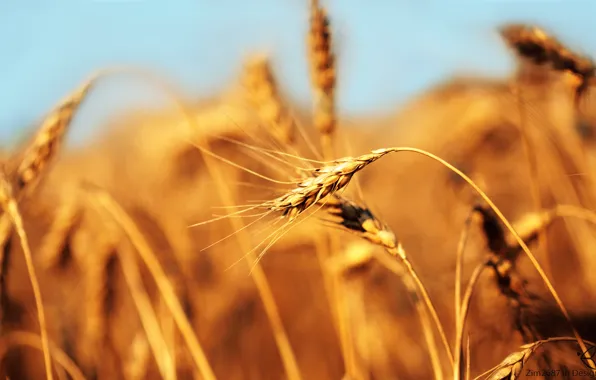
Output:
[
  {"xmin": 125, "ymin": 331, "xmax": 151, "ymax": 380},
  {"xmin": 500, "ymin": 23, "xmax": 595, "ymax": 102},
  {"xmin": 504, "ymin": 208, "xmax": 557, "ymax": 248},
  {"xmin": 308, "ymin": 0, "xmax": 336, "ymax": 151},
  {"xmin": 242, "ymin": 54, "xmax": 296, "ymax": 144},
  {"xmin": 38, "ymin": 202, "xmax": 81, "ymax": 270},
  {"xmin": 15, "ymin": 77, "xmax": 95, "ymax": 192},
  {"xmin": 0, "ymin": 173, "xmax": 53, "ymax": 380},
  {"xmin": 326, "ymin": 240, "xmax": 374, "ymax": 274}
]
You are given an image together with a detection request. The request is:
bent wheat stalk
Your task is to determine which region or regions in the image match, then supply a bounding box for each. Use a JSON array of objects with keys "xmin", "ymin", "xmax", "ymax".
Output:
[
  {"xmin": 261, "ymin": 146, "xmax": 593, "ymax": 368},
  {"xmin": 324, "ymin": 196, "xmax": 446, "ymax": 379}
]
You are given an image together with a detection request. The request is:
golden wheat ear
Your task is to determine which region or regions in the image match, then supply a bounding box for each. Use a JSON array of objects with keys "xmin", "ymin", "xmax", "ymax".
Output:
[
  {"xmin": 242, "ymin": 54, "xmax": 297, "ymax": 145},
  {"xmin": 308, "ymin": 0, "xmax": 337, "ymax": 161},
  {"xmin": 9, "ymin": 77, "xmax": 96, "ymax": 194},
  {"xmin": 499, "ymin": 23, "xmax": 595, "ymax": 103}
]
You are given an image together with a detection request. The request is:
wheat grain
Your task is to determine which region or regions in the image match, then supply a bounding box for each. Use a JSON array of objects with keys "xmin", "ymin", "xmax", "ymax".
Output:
[{"xmin": 265, "ymin": 149, "xmax": 390, "ymax": 219}]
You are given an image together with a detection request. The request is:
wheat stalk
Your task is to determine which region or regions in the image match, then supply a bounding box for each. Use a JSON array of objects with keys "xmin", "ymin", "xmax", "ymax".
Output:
[
  {"xmin": 261, "ymin": 146, "xmax": 593, "ymax": 367},
  {"xmin": 84, "ymin": 185, "xmax": 216, "ymax": 380},
  {"xmin": 50, "ymin": 66, "xmax": 303, "ymax": 380},
  {"xmin": 118, "ymin": 240, "xmax": 177, "ymax": 380},
  {"xmin": 322, "ymin": 195, "xmax": 451, "ymax": 377},
  {"xmin": 0, "ymin": 172, "xmax": 53, "ymax": 380}
]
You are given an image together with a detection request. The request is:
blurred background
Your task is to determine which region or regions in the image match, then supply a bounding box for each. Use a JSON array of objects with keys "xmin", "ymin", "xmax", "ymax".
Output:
[{"xmin": 2, "ymin": 1, "xmax": 596, "ymax": 145}]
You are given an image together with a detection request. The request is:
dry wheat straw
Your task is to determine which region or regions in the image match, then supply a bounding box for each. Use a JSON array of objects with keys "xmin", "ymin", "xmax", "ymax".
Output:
[
  {"xmin": 0, "ymin": 173, "xmax": 53, "ymax": 380},
  {"xmin": 85, "ymin": 186, "xmax": 216, "ymax": 380},
  {"xmin": 118, "ymin": 241, "xmax": 177, "ymax": 380},
  {"xmin": 262, "ymin": 146, "xmax": 593, "ymax": 367}
]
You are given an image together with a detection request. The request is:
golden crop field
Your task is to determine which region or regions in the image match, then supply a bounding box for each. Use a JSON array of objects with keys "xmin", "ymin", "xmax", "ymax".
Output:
[{"xmin": 2, "ymin": 3, "xmax": 596, "ymax": 380}]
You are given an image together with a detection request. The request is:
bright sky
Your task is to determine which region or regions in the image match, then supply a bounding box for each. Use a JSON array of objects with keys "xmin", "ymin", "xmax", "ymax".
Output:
[{"xmin": 2, "ymin": 1, "xmax": 596, "ymax": 145}]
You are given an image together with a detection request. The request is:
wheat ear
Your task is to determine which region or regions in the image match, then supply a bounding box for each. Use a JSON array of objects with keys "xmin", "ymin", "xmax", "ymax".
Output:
[
  {"xmin": 242, "ymin": 54, "xmax": 296, "ymax": 145},
  {"xmin": 500, "ymin": 23, "xmax": 595, "ymax": 103},
  {"xmin": 14, "ymin": 77, "xmax": 96, "ymax": 192},
  {"xmin": 308, "ymin": 0, "xmax": 336, "ymax": 158},
  {"xmin": 323, "ymin": 195, "xmax": 451, "ymax": 377},
  {"xmin": 454, "ymin": 206, "xmax": 565, "ymax": 380},
  {"xmin": 480, "ymin": 337, "xmax": 596, "ymax": 380},
  {"xmin": 263, "ymin": 146, "xmax": 593, "ymax": 367}
]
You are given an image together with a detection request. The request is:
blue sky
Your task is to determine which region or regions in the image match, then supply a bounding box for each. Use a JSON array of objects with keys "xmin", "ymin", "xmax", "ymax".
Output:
[{"xmin": 2, "ymin": 0, "xmax": 596, "ymax": 146}]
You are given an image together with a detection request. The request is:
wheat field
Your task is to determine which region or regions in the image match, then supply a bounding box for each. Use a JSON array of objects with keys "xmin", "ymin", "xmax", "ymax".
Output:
[{"xmin": 1, "ymin": 4, "xmax": 596, "ymax": 380}]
